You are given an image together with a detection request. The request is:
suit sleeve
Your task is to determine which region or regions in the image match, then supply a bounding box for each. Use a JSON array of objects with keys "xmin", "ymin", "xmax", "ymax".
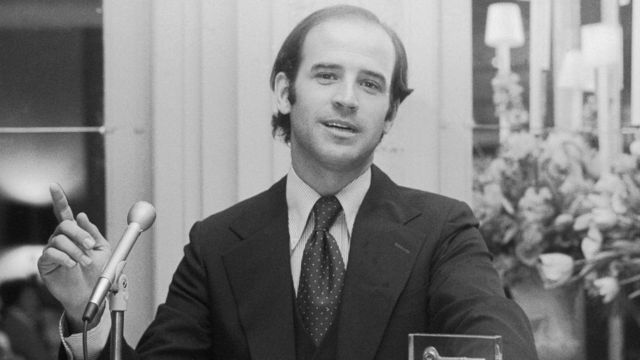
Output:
[
  {"xmin": 134, "ymin": 221, "xmax": 214, "ymax": 359},
  {"xmin": 426, "ymin": 200, "xmax": 539, "ymax": 360}
]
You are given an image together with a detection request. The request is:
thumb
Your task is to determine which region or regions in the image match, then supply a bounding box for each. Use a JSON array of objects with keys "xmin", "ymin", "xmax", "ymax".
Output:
[{"xmin": 76, "ymin": 212, "xmax": 109, "ymax": 248}]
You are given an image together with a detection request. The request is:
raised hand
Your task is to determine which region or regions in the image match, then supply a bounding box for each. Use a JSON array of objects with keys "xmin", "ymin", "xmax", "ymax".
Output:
[{"xmin": 37, "ymin": 183, "xmax": 112, "ymax": 332}]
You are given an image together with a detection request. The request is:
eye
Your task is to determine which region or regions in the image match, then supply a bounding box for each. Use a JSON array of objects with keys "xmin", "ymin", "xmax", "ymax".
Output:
[
  {"xmin": 315, "ymin": 72, "xmax": 338, "ymax": 84},
  {"xmin": 360, "ymin": 79, "xmax": 382, "ymax": 93}
]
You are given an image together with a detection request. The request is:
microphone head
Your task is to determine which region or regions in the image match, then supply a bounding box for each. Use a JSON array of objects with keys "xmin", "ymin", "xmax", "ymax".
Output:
[{"xmin": 127, "ymin": 201, "xmax": 156, "ymax": 230}]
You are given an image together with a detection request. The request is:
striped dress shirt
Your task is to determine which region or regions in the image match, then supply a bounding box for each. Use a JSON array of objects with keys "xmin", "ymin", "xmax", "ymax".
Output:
[{"xmin": 286, "ymin": 167, "xmax": 371, "ymax": 294}]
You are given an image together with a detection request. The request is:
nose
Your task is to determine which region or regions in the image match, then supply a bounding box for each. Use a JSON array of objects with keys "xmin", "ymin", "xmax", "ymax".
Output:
[{"xmin": 332, "ymin": 82, "xmax": 359, "ymax": 112}]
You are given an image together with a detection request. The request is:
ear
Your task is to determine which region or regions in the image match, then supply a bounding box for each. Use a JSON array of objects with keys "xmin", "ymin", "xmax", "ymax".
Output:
[
  {"xmin": 383, "ymin": 104, "xmax": 397, "ymax": 134},
  {"xmin": 383, "ymin": 117, "xmax": 395, "ymax": 135},
  {"xmin": 274, "ymin": 72, "xmax": 292, "ymax": 115}
]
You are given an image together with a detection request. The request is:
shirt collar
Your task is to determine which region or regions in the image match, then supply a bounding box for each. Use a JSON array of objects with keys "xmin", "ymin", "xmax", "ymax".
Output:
[{"xmin": 286, "ymin": 167, "xmax": 371, "ymax": 249}]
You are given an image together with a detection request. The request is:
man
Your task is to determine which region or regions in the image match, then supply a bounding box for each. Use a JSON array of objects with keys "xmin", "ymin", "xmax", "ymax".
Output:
[{"xmin": 38, "ymin": 5, "xmax": 538, "ymax": 360}]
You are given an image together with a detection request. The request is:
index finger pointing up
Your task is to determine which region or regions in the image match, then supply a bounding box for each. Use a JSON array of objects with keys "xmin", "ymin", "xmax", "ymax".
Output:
[{"xmin": 50, "ymin": 183, "xmax": 74, "ymax": 223}]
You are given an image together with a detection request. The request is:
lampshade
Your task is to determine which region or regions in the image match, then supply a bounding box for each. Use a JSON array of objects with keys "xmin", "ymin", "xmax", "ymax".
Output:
[
  {"xmin": 558, "ymin": 49, "xmax": 594, "ymax": 91},
  {"xmin": 0, "ymin": 134, "xmax": 87, "ymax": 205},
  {"xmin": 581, "ymin": 23, "xmax": 622, "ymax": 67},
  {"xmin": 0, "ymin": 245, "xmax": 44, "ymax": 284},
  {"xmin": 484, "ymin": 3, "xmax": 525, "ymax": 48}
]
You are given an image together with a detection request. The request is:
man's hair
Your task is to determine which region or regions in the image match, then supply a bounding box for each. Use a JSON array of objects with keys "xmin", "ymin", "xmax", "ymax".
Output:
[{"xmin": 269, "ymin": 5, "xmax": 413, "ymax": 143}]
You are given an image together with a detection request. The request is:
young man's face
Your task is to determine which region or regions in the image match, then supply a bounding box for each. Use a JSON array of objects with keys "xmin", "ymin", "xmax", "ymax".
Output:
[{"xmin": 276, "ymin": 17, "xmax": 396, "ymax": 176}]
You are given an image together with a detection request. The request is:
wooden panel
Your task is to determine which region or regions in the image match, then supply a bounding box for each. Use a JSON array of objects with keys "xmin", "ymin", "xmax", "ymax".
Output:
[
  {"xmin": 439, "ymin": 0, "xmax": 473, "ymax": 202},
  {"xmin": 236, "ymin": 0, "xmax": 274, "ymax": 200},
  {"xmin": 103, "ymin": 0, "xmax": 154, "ymax": 345},
  {"xmin": 150, "ymin": 0, "xmax": 202, "ymax": 310},
  {"xmin": 201, "ymin": 0, "xmax": 239, "ymax": 214}
]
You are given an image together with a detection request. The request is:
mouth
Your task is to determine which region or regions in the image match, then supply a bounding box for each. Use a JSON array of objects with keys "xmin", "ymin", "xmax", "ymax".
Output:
[{"xmin": 322, "ymin": 119, "xmax": 357, "ymax": 133}]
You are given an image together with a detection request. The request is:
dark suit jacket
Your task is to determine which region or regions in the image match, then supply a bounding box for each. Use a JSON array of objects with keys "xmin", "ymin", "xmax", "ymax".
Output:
[{"xmin": 90, "ymin": 166, "xmax": 537, "ymax": 359}]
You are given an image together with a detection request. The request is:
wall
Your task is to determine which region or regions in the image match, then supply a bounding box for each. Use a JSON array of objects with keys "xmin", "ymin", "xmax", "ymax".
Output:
[{"xmin": 103, "ymin": 0, "xmax": 154, "ymax": 345}]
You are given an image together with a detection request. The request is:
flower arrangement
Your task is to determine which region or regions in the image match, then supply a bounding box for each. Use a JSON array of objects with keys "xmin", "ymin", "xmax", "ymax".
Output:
[
  {"xmin": 473, "ymin": 130, "xmax": 640, "ymax": 304},
  {"xmin": 491, "ymin": 71, "xmax": 529, "ymax": 132}
]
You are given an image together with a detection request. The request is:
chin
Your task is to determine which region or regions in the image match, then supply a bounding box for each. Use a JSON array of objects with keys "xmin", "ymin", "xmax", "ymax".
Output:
[{"xmin": 321, "ymin": 152, "xmax": 372, "ymax": 173}]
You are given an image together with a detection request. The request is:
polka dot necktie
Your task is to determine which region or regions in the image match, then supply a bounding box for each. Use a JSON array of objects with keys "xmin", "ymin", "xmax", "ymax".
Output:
[{"xmin": 297, "ymin": 196, "xmax": 345, "ymax": 346}]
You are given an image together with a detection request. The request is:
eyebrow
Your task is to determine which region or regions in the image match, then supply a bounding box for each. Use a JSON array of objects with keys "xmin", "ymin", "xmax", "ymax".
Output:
[
  {"xmin": 310, "ymin": 63, "xmax": 388, "ymax": 89},
  {"xmin": 310, "ymin": 63, "xmax": 342, "ymax": 72}
]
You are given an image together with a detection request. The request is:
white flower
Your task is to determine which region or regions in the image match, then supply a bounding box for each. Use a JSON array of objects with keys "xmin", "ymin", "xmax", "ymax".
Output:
[
  {"xmin": 518, "ymin": 187, "xmax": 554, "ymax": 222},
  {"xmin": 587, "ymin": 193, "xmax": 611, "ymax": 209},
  {"xmin": 587, "ymin": 225, "xmax": 603, "ymax": 244},
  {"xmin": 581, "ymin": 233, "xmax": 602, "ymax": 260},
  {"xmin": 573, "ymin": 213, "xmax": 592, "ymax": 231},
  {"xmin": 553, "ymin": 213, "xmax": 574, "ymax": 229},
  {"xmin": 595, "ymin": 173, "xmax": 626, "ymax": 195},
  {"xmin": 612, "ymin": 154, "xmax": 637, "ymax": 173},
  {"xmin": 593, "ymin": 277, "xmax": 620, "ymax": 303},
  {"xmin": 501, "ymin": 133, "xmax": 538, "ymax": 160},
  {"xmin": 629, "ymin": 139, "xmax": 640, "ymax": 157},
  {"xmin": 538, "ymin": 253, "xmax": 574, "ymax": 287},
  {"xmin": 592, "ymin": 208, "xmax": 618, "ymax": 229},
  {"xmin": 611, "ymin": 193, "xmax": 628, "ymax": 214}
]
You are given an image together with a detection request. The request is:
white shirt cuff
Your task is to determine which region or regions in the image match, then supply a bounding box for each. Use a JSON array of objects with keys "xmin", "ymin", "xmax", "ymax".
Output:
[{"xmin": 59, "ymin": 307, "xmax": 111, "ymax": 360}]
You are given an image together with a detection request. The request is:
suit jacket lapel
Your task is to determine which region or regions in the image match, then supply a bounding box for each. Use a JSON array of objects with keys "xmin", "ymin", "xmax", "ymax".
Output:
[
  {"xmin": 222, "ymin": 178, "xmax": 297, "ymax": 360},
  {"xmin": 219, "ymin": 167, "xmax": 424, "ymax": 360},
  {"xmin": 337, "ymin": 166, "xmax": 424, "ymax": 360}
]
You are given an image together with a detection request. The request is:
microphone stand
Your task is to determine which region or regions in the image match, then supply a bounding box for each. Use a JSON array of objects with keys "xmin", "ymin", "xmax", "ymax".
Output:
[{"xmin": 108, "ymin": 274, "xmax": 129, "ymax": 360}]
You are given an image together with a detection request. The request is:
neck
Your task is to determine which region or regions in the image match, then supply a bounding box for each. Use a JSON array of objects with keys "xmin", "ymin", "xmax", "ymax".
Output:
[{"xmin": 291, "ymin": 158, "xmax": 371, "ymax": 196}]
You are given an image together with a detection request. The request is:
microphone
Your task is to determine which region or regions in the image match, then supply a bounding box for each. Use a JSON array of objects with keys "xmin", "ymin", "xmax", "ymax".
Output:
[{"xmin": 82, "ymin": 201, "xmax": 156, "ymax": 322}]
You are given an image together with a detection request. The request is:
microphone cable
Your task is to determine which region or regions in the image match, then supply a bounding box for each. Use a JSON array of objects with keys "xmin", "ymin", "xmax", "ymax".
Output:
[{"xmin": 83, "ymin": 319, "xmax": 89, "ymax": 360}]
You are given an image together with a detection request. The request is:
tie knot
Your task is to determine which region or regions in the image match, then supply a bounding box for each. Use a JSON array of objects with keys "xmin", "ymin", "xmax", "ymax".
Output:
[{"xmin": 313, "ymin": 196, "xmax": 342, "ymax": 232}]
